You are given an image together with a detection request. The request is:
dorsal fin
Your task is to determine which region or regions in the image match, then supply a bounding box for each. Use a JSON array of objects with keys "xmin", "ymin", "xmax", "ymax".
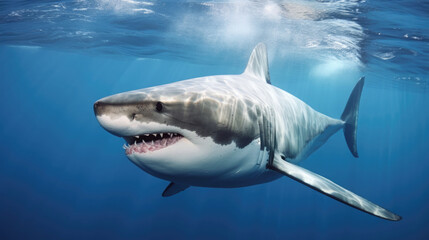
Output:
[{"xmin": 243, "ymin": 43, "xmax": 271, "ymax": 84}]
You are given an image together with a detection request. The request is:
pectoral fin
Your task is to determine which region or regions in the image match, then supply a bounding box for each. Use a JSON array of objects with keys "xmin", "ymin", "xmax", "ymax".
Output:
[
  {"xmin": 162, "ymin": 182, "xmax": 190, "ymax": 197},
  {"xmin": 269, "ymin": 154, "xmax": 401, "ymax": 221}
]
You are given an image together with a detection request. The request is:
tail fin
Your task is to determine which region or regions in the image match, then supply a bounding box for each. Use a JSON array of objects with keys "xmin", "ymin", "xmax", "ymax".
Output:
[{"xmin": 341, "ymin": 77, "xmax": 365, "ymax": 158}]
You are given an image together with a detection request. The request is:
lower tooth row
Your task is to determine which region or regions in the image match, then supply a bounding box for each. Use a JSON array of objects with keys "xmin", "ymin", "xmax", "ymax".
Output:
[{"xmin": 123, "ymin": 140, "xmax": 159, "ymax": 149}]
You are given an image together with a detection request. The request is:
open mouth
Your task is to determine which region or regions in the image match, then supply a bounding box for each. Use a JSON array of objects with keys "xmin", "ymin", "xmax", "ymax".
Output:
[{"xmin": 123, "ymin": 133, "xmax": 183, "ymax": 155}]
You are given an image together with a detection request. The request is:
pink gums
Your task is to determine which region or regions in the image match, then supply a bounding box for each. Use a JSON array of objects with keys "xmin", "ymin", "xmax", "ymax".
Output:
[{"xmin": 125, "ymin": 136, "xmax": 183, "ymax": 155}]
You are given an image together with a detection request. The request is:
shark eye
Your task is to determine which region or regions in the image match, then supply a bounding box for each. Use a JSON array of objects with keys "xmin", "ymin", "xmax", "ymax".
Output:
[{"xmin": 156, "ymin": 102, "xmax": 163, "ymax": 112}]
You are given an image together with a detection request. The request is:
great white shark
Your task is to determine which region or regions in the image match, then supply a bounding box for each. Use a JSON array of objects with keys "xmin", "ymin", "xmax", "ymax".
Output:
[{"xmin": 93, "ymin": 43, "xmax": 401, "ymax": 221}]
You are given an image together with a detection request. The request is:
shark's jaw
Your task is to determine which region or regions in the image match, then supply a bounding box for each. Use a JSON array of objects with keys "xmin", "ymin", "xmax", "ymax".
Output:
[
  {"xmin": 95, "ymin": 114, "xmax": 192, "ymax": 157},
  {"xmin": 123, "ymin": 132, "xmax": 184, "ymax": 155}
]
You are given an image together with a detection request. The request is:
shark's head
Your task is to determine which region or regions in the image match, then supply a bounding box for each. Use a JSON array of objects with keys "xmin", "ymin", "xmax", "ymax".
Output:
[{"xmin": 93, "ymin": 78, "xmax": 263, "ymax": 185}]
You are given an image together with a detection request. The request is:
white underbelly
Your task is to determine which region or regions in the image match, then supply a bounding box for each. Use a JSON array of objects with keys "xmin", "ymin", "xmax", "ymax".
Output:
[{"xmin": 130, "ymin": 137, "xmax": 282, "ymax": 188}]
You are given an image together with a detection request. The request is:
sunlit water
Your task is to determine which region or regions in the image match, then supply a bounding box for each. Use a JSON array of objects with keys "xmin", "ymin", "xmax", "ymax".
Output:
[{"xmin": 0, "ymin": 0, "xmax": 428, "ymax": 239}]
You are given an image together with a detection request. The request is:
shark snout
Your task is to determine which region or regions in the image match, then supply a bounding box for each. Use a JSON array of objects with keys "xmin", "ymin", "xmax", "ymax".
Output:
[
  {"xmin": 93, "ymin": 99, "xmax": 128, "ymax": 117},
  {"xmin": 93, "ymin": 100, "xmax": 101, "ymax": 116},
  {"xmin": 93, "ymin": 98, "xmax": 165, "ymax": 137}
]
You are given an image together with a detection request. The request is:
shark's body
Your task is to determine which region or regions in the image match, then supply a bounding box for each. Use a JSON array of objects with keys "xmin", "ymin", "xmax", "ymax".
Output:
[{"xmin": 94, "ymin": 44, "xmax": 401, "ymax": 221}]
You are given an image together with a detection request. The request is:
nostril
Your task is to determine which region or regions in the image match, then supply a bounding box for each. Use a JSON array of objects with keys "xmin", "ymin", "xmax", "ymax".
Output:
[
  {"xmin": 93, "ymin": 101, "xmax": 104, "ymax": 115},
  {"xmin": 93, "ymin": 101, "xmax": 99, "ymax": 112}
]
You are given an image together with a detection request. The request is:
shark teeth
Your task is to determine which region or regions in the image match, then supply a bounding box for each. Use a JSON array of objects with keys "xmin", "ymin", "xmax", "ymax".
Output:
[
  {"xmin": 124, "ymin": 132, "xmax": 183, "ymax": 155},
  {"xmin": 123, "ymin": 132, "xmax": 184, "ymax": 154}
]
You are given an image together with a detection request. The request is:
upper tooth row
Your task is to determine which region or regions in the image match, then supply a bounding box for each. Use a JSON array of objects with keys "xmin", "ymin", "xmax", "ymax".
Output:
[{"xmin": 134, "ymin": 133, "xmax": 178, "ymax": 138}]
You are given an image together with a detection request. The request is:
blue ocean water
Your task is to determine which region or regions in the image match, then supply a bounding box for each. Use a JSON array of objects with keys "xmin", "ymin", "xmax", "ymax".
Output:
[{"xmin": 0, "ymin": 0, "xmax": 428, "ymax": 239}]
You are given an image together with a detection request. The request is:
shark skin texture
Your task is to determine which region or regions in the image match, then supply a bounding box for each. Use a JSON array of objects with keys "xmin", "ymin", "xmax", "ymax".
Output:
[{"xmin": 93, "ymin": 43, "xmax": 401, "ymax": 221}]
